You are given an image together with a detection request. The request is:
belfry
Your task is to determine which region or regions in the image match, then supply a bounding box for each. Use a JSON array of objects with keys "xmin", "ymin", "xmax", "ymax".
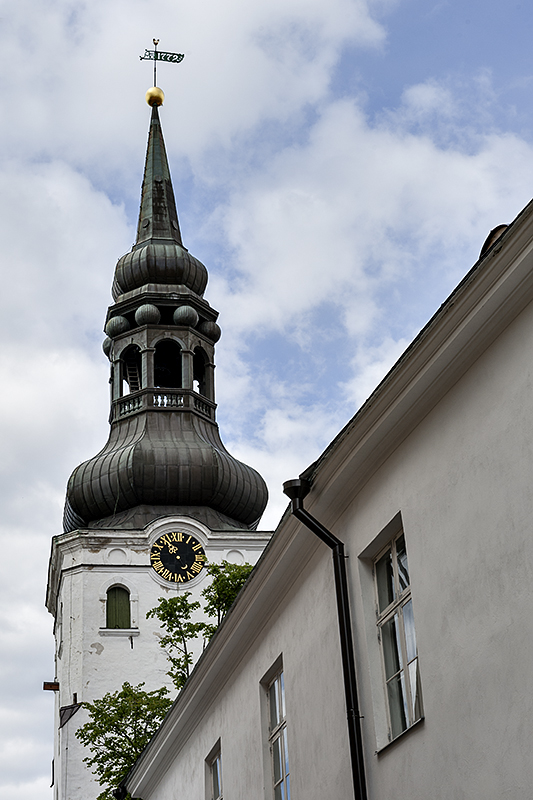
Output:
[{"xmin": 46, "ymin": 87, "xmax": 270, "ymax": 799}]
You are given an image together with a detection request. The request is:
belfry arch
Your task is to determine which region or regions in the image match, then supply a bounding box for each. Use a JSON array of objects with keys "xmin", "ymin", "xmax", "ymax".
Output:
[
  {"xmin": 154, "ymin": 339, "xmax": 182, "ymax": 388},
  {"xmin": 193, "ymin": 346, "xmax": 208, "ymax": 396},
  {"xmin": 121, "ymin": 344, "xmax": 142, "ymax": 395}
]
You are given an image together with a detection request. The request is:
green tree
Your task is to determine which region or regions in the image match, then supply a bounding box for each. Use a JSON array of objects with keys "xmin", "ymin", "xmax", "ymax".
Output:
[
  {"xmin": 146, "ymin": 592, "xmax": 210, "ymax": 690},
  {"xmin": 202, "ymin": 560, "xmax": 254, "ymax": 625},
  {"xmin": 77, "ymin": 562, "xmax": 255, "ymax": 797},
  {"xmin": 75, "ymin": 681, "xmax": 172, "ymax": 800},
  {"xmin": 148, "ymin": 561, "xmax": 254, "ymax": 688}
]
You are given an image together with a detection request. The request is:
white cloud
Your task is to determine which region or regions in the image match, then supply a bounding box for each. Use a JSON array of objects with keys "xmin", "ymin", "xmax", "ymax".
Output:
[
  {"xmin": 0, "ymin": 0, "xmax": 386, "ymax": 183},
  {"xmin": 0, "ymin": 778, "xmax": 53, "ymax": 800},
  {"xmin": 207, "ymin": 83, "xmax": 533, "ymax": 529},
  {"xmin": 208, "ymin": 96, "xmax": 533, "ymax": 351},
  {"xmin": 343, "ymin": 335, "xmax": 412, "ymax": 408},
  {"xmin": 228, "ymin": 401, "xmax": 348, "ymax": 529}
]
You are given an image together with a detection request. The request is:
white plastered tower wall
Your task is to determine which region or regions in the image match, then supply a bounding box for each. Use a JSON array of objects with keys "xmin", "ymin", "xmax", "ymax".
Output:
[{"xmin": 46, "ymin": 517, "xmax": 270, "ymax": 800}]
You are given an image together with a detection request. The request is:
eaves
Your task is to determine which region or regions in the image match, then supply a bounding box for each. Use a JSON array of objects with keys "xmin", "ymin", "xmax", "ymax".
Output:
[{"xmin": 302, "ymin": 199, "xmax": 533, "ymax": 522}]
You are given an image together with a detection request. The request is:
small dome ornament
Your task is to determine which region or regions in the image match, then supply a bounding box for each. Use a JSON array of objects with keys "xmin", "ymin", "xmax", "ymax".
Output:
[
  {"xmin": 146, "ymin": 86, "xmax": 165, "ymax": 106},
  {"xmin": 105, "ymin": 315, "xmax": 130, "ymax": 337},
  {"xmin": 102, "ymin": 337, "xmax": 113, "ymax": 358},
  {"xmin": 135, "ymin": 304, "xmax": 161, "ymax": 326},
  {"xmin": 173, "ymin": 305, "xmax": 199, "ymax": 327},
  {"xmin": 198, "ymin": 320, "xmax": 221, "ymax": 342}
]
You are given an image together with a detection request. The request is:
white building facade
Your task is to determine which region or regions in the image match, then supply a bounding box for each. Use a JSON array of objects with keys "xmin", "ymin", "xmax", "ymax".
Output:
[{"xmin": 123, "ymin": 202, "xmax": 533, "ymax": 799}]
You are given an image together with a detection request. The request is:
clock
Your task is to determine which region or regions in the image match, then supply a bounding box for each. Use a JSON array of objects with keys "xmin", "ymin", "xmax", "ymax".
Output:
[{"xmin": 150, "ymin": 532, "xmax": 207, "ymax": 583}]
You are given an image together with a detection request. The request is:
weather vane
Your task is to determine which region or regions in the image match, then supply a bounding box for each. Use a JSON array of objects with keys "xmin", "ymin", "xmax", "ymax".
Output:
[{"xmin": 140, "ymin": 39, "xmax": 185, "ymax": 86}]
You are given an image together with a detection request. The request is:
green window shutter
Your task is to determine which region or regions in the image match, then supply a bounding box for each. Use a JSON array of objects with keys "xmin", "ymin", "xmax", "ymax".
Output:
[{"xmin": 106, "ymin": 586, "xmax": 131, "ymax": 629}]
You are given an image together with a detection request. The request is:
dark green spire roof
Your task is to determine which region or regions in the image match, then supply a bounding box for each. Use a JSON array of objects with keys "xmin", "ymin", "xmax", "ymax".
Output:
[
  {"xmin": 112, "ymin": 104, "xmax": 208, "ymax": 300},
  {"xmin": 62, "ymin": 98, "xmax": 269, "ymax": 534},
  {"xmin": 135, "ymin": 103, "xmax": 183, "ymax": 247}
]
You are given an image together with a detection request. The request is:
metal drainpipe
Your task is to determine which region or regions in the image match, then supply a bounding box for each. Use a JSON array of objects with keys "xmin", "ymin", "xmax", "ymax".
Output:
[{"xmin": 283, "ymin": 479, "xmax": 368, "ymax": 800}]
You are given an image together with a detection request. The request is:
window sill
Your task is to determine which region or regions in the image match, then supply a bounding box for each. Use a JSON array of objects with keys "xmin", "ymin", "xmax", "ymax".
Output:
[
  {"xmin": 375, "ymin": 717, "xmax": 424, "ymax": 756},
  {"xmin": 99, "ymin": 628, "xmax": 140, "ymax": 637}
]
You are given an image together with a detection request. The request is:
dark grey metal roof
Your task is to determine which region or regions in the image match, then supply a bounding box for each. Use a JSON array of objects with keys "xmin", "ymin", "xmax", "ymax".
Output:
[
  {"xmin": 64, "ymin": 411, "xmax": 267, "ymax": 530},
  {"xmin": 112, "ymin": 104, "xmax": 208, "ymax": 301},
  {"xmin": 63, "ymin": 102, "xmax": 268, "ymax": 533}
]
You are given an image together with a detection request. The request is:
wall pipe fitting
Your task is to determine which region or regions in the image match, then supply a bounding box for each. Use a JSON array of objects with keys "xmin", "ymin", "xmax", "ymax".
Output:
[{"xmin": 283, "ymin": 478, "xmax": 368, "ymax": 800}]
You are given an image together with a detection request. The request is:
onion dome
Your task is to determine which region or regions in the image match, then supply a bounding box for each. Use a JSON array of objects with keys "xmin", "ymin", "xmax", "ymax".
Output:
[{"xmin": 64, "ymin": 412, "xmax": 268, "ymax": 531}]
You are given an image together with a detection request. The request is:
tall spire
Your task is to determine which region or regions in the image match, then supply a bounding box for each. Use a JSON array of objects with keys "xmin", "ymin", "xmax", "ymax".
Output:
[
  {"xmin": 112, "ymin": 93, "xmax": 207, "ymax": 301},
  {"xmin": 62, "ymin": 90, "xmax": 268, "ymax": 533},
  {"xmin": 135, "ymin": 103, "xmax": 183, "ymax": 247}
]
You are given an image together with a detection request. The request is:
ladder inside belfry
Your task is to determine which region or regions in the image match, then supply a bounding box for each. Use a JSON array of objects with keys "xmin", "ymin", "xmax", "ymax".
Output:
[{"xmin": 124, "ymin": 349, "xmax": 141, "ymax": 392}]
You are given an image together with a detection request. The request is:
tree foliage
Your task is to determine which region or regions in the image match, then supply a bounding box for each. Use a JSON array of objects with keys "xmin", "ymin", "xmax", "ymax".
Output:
[
  {"xmin": 146, "ymin": 593, "xmax": 211, "ymax": 690},
  {"xmin": 76, "ymin": 562, "xmax": 255, "ymax": 797},
  {"xmin": 148, "ymin": 560, "xmax": 254, "ymax": 689},
  {"xmin": 75, "ymin": 681, "xmax": 173, "ymax": 800},
  {"xmin": 202, "ymin": 560, "xmax": 254, "ymax": 625}
]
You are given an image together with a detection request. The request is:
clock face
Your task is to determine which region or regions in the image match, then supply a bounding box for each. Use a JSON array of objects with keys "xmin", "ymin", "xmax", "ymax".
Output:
[{"xmin": 150, "ymin": 532, "xmax": 207, "ymax": 583}]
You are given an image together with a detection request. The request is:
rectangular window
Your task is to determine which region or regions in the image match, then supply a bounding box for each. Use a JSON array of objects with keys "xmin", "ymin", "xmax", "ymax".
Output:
[
  {"xmin": 206, "ymin": 742, "xmax": 222, "ymax": 800},
  {"xmin": 374, "ymin": 532, "xmax": 423, "ymax": 740},
  {"xmin": 268, "ymin": 671, "xmax": 290, "ymax": 800},
  {"xmin": 210, "ymin": 752, "xmax": 222, "ymax": 800}
]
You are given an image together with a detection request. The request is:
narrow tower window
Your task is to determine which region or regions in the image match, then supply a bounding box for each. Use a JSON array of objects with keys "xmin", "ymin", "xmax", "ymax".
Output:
[
  {"xmin": 154, "ymin": 339, "xmax": 182, "ymax": 388},
  {"xmin": 193, "ymin": 346, "xmax": 208, "ymax": 396},
  {"xmin": 121, "ymin": 345, "xmax": 142, "ymax": 395},
  {"xmin": 106, "ymin": 586, "xmax": 131, "ymax": 629}
]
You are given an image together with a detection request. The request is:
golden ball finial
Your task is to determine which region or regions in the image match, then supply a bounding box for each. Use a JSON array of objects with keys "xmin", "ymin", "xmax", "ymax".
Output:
[{"xmin": 146, "ymin": 86, "xmax": 165, "ymax": 107}]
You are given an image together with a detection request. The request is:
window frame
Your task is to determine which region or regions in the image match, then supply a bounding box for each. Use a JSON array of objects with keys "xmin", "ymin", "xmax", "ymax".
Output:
[
  {"xmin": 205, "ymin": 739, "xmax": 222, "ymax": 800},
  {"xmin": 105, "ymin": 585, "xmax": 131, "ymax": 629},
  {"xmin": 211, "ymin": 753, "xmax": 222, "ymax": 800},
  {"xmin": 374, "ymin": 532, "xmax": 423, "ymax": 742},
  {"xmin": 267, "ymin": 670, "xmax": 290, "ymax": 800}
]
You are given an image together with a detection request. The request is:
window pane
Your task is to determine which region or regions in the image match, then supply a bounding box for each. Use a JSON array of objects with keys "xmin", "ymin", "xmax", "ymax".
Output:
[
  {"xmin": 274, "ymin": 783, "xmax": 284, "ymax": 800},
  {"xmin": 269, "ymin": 679, "xmax": 280, "ymax": 729},
  {"xmin": 402, "ymin": 599, "xmax": 417, "ymax": 663},
  {"xmin": 211, "ymin": 756, "xmax": 221, "ymax": 799},
  {"xmin": 387, "ymin": 673, "xmax": 408, "ymax": 739},
  {"xmin": 396, "ymin": 534, "xmax": 410, "ymax": 592},
  {"xmin": 283, "ymin": 727, "xmax": 289, "ymax": 778},
  {"xmin": 382, "ymin": 614, "xmax": 403, "ymax": 679},
  {"xmin": 409, "ymin": 658, "xmax": 423, "ymax": 722},
  {"xmin": 376, "ymin": 549, "xmax": 395, "ymax": 611},
  {"xmin": 272, "ymin": 735, "xmax": 282, "ymax": 784},
  {"xmin": 280, "ymin": 672, "xmax": 286, "ymax": 720}
]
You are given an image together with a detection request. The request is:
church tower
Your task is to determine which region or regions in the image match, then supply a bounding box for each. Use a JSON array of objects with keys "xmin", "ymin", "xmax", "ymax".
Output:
[{"xmin": 46, "ymin": 87, "xmax": 270, "ymax": 799}]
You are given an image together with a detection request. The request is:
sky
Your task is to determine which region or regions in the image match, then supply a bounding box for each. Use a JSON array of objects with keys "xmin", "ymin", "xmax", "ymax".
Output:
[{"xmin": 2, "ymin": 0, "xmax": 533, "ymax": 797}]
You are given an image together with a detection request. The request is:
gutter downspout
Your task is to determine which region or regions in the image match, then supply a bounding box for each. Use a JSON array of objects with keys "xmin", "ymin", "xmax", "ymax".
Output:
[{"xmin": 283, "ymin": 479, "xmax": 368, "ymax": 800}]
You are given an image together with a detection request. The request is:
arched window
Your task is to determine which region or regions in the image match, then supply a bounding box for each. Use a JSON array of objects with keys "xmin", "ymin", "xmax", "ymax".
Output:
[
  {"xmin": 154, "ymin": 340, "xmax": 182, "ymax": 388},
  {"xmin": 121, "ymin": 345, "xmax": 142, "ymax": 395},
  {"xmin": 106, "ymin": 586, "xmax": 131, "ymax": 629},
  {"xmin": 193, "ymin": 346, "xmax": 208, "ymax": 396}
]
